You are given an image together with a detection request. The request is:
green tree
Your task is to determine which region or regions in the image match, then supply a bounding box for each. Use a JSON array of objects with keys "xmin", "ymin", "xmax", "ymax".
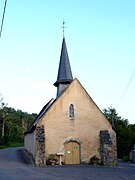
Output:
[
  {"xmin": 103, "ymin": 107, "xmax": 135, "ymax": 158},
  {"xmin": 0, "ymin": 105, "xmax": 37, "ymax": 147}
]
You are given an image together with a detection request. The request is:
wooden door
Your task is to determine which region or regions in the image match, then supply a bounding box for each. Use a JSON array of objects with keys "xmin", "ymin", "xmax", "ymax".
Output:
[{"xmin": 65, "ymin": 141, "xmax": 80, "ymax": 164}]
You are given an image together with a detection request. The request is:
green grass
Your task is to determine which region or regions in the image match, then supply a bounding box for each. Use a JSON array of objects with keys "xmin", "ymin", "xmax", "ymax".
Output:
[
  {"xmin": 0, "ymin": 142, "xmax": 24, "ymax": 149},
  {"xmin": 0, "ymin": 145, "xmax": 9, "ymax": 149}
]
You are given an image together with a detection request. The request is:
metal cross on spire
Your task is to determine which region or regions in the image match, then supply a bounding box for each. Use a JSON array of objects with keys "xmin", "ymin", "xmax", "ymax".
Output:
[{"xmin": 62, "ymin": 20, "xmax": 66, "ymax": 37}]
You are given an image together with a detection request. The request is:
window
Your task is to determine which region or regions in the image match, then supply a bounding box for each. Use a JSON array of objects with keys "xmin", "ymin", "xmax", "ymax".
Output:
[{"xmin": 69, "ymin": 104, "xmax": 74, "ymax": 119}]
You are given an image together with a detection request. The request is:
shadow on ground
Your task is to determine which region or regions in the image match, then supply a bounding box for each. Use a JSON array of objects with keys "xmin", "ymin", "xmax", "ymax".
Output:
[{"xmin": 18, "ymin": 148, "xmax": 35, "ymax": 165}]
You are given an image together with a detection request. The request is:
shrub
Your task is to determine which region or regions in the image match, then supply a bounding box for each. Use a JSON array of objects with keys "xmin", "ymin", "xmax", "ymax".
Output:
[
  {"xmin": 123, "ymin": 156, "xmax": 130, "ymax": 162},
  {"xmin": 90, "ymin": 155, "xmax": 100, "ymax": 165}
]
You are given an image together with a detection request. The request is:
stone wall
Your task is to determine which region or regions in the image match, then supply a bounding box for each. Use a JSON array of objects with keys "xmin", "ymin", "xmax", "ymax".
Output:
[
  {"xmin": 100, "ymin": 130, "xmax": 117, "ymax": 166},
  {"xmin": 35, "ymin": 125, "xmax": 46, "ymax": 165}
]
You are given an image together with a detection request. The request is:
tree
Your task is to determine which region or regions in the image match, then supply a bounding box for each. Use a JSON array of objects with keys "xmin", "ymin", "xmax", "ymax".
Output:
[
  {"xmin": 0, "ymin": 96, "xmax": 8, "ymax": 137},
  {"xmin": 0, "ymin": 104, "xmax": 37, "ymax": 147},
  {"xmin": 103, "ymin": 107, "xmax": 135, "ymax": 158}
]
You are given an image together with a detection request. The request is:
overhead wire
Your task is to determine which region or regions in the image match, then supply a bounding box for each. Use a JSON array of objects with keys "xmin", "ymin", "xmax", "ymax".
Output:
[
  {"xmin": 119, "ymin": 69, "xmax": 135, "ymax": 103},
  {"xmin": 0, "ymin": 0, "xmax": 8, "ymax": 38}
]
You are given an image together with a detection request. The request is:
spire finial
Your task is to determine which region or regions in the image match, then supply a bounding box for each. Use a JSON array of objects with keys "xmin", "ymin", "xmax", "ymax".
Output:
[{"xmin": 62, "ymin": 20, "xmax": 66, "ymax": 37}]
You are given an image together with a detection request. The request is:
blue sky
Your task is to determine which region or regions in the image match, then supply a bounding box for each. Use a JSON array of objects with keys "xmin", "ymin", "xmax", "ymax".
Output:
[{"xmin": 0, "ymin": 0, "xmax": 135, "ymax": 123}]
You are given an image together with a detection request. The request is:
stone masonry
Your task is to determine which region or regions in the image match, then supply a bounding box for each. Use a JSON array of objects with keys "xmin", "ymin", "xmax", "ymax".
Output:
[
  {"xmin": 100, "ymin": 130, "xmax": 117, "ymax": 166},
  {"xmin": 35, "ymin": 125, "xmax": 46, "ymax": 165}
]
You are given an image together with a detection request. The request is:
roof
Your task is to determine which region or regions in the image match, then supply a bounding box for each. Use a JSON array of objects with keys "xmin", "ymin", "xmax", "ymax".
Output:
[
  {"xmin": 24, "ymin": 98, "xmax": 54, "ymax": 134},
  {"xmin": 54, "ymin": 37, "xmax": 73, "ymax": 87}
]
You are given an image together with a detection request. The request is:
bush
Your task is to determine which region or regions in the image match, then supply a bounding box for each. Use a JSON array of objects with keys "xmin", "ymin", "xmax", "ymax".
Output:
[
  {"xmin": 90, "ymin": 155, "xmax": 100, "ymax": 165},
  {"xmin": 0, "ymin": 135, "xmax": 10, "ymax": 146},
  {"xmin": 123, "ymin": 156, "xmax": 130, "ymax": 162},
  {"xmin": 46, "ymin": 153, "xmax": 58, "ymax": 165}
]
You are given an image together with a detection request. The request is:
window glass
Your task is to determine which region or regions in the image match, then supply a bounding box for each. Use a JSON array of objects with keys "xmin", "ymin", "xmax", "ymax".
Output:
[{"xmin": 69, "ymin": 104, "xmax": 74, "ymax": 119}]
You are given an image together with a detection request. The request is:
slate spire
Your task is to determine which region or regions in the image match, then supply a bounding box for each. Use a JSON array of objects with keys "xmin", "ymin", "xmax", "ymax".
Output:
[{"xmin": 54, "ymin": 37, "xmax": 73, "ymax": 97}]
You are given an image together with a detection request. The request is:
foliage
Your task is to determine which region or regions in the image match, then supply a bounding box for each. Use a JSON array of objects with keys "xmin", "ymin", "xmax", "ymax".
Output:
[
  {"xmin": 103, "ymin": 107, "xmax": 135, "ymax": 158},
  {"xmin": 46, "ymin": 153, "xmax": 58, "ymax": 165},
  {"xmin": 123, "ymin": 156, "xmax": 130, "ymax": 162},
  {"xmin": 90, "ymin": 155, "xmax": 100, "ymax": 165},
  {"xmin": 90, "ymin": 155, "xmax": 100, "ymax": 161},
  {"xmin": 0, "ymin": 106, "xmax": 37, "ymax": 148},
  {"xmin": 48, "ymin": 153, "xmax": 57, "ymax": 160}
]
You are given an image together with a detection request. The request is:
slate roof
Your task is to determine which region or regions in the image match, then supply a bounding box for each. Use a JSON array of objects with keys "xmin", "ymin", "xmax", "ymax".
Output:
[
  {"xmin": 24, "ymin": 98, "xmax": 54, "ymax": 134},
  {"xmin": 54, "ymin": 37, "xmax": 73, "ymax": 87}
]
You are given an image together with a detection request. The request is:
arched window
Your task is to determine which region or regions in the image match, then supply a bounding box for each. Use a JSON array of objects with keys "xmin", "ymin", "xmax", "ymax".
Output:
[{"xmin": 69, "ymin": 104, "xmax": 74, "ymax": 119}]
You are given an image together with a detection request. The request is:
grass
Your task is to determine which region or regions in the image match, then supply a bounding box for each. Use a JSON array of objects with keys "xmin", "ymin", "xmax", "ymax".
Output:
[
  {"xmin": 0, "ymin": 145, "xmax": 9, "ymax": 149},
  {"xmin": 0, "ymin": 142, "xmax": 24, "ymax": 149}
]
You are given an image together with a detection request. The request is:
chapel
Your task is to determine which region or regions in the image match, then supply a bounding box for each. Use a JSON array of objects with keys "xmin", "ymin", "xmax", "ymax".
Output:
[{"xmin": 24, "ymin": 35, "xmax": 117, "ymax": 166}]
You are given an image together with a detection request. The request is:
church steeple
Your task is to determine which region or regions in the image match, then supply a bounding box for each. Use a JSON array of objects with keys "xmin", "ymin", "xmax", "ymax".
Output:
[{"xmin": 54, "ymin": 37, "xmax": 73, "ymax": 97}]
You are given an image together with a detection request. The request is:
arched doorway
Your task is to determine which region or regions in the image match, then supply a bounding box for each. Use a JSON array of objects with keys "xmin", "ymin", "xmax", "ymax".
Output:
[{"xmin": 65, "ymin": 141, "xmax": 80, "ymax": 164}]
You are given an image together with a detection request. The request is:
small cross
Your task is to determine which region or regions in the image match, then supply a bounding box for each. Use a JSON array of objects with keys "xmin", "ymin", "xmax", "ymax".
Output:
[{"xmin": 62, "ymin": 20, "xmax": 66, "ymax": 37}]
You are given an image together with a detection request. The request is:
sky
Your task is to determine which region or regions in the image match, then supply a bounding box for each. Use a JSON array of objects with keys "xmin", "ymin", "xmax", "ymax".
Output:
[{"xmin": 0, "ymin": 0, "xmax": 135, "ymax": 124}]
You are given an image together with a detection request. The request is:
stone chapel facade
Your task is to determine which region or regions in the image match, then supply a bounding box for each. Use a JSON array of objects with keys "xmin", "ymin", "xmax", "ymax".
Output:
[{"xmin": 24, "ymin": 36, "xmax": 117, "ymax": 166}]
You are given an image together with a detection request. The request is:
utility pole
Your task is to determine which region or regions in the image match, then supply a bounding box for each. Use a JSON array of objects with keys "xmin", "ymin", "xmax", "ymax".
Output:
[
  {"xmin": 2, "ymin": 109, "xmax": 6, "ymax": 137},
  {"xmin": 1, "ymin": 102, "xmax": 8, "ymax": 137},
  {"xmin": 2, "ymin": 113, "xmax": 5, "ymax": 137},
  {"xmin": 111, "ymin": 108, "xmax": 115, "ymax": 129}
]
